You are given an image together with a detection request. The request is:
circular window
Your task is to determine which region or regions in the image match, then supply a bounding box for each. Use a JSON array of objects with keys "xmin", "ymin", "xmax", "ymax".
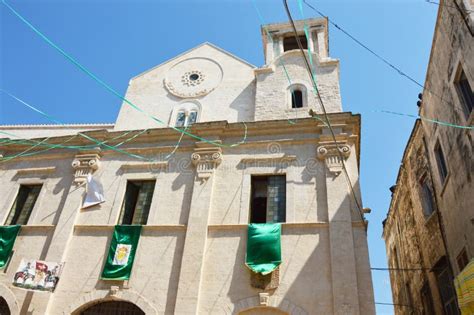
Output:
[{"xmin": 189, "ymin": 73, "xmax": 200, "ymax": 81}]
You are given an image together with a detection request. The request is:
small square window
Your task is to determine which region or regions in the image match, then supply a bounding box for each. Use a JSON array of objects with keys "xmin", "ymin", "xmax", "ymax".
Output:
[
  {"xmin": 434, "ymin": 142, "xmax": 448, "ymax": 184},
  {"xmin": 455, "ymin": 67, "xmax": 473, "ymax": 119},
  {"xmin": 6, "ymin": 184, "xmax": 42, "ymax": 225},
  {"xmin": 119, "ymin": 180, "xmax": 156, "ymax": 225},
  {"xmin": 250, "ymin": 175, "xmax": 286, "ymax": 223}
]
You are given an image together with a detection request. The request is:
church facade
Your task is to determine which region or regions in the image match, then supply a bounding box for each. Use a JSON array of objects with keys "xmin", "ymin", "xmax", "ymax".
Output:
[{"xmin": 0, "ymin": 18, "xmax": 375, "ymax": 314}]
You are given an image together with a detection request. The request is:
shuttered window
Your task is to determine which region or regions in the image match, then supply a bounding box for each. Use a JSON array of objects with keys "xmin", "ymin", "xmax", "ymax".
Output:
[
  {"xmin": 6, "ymin": 185, "xmax": 42, "ymax": 225},
  {"xmin": 119, "ymin": 180, "xmax": 156, "ymax": 225},
  {"xmin": 250, "ymin": 175, "xmax": 286, "ymax": 223}
]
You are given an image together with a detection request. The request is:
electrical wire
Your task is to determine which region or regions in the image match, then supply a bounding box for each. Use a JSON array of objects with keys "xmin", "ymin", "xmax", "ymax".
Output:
[
  {"xmin": 283, "ymin": 0, "xmax": 366, "ymax": 226},
  {"xmin": 302, "ymin": 0, "xmax": 472, "ymax": 121},
  {"xmin": 424, "ymin": 0, "xmax": 474, "ymax": 13},
  {"xmin": 1, "ymin": 0, "xmax": 247, "ymax": 149},
  {"xmin": 374, "ymin": 109, "xmax": 473, "ymax": 129}
]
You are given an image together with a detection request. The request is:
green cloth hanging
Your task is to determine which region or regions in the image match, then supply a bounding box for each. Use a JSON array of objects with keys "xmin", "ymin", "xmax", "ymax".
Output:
[
  {"xmin": 101, "ymin": 225, "xmax": 142, "ymax": 280},
  {"xmin": 0, "ymin": 225, "xmax": 21, "ymax": 269},
  {"xmin": 246, "ymin": 223, "xmax": 282, "ymax": 275}
]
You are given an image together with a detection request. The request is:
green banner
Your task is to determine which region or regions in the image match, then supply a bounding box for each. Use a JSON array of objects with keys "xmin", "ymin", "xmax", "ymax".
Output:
[
  {"xmin": 101, "ymin": 225, "xmax": 142, "ymax": 280},
  {"xmin": 246, "ymin": 223, "xmax": 282, "ymax": 275},
  {"xmin": 0, "ymin": 225, "xmax": 21, "ymax": 269}
]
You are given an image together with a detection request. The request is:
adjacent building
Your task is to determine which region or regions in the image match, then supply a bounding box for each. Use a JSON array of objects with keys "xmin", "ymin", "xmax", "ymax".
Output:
[
  {"xmin": 0, "ymin": 18, "xmax": 375, "ymax": 314},
  {"xmin": 383, "ymin": 0, "xmax": 473, "ymax": 314}
]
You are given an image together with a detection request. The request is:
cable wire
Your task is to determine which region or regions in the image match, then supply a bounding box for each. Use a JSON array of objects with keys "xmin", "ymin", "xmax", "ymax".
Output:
[
  {"xmin": 283, "ymin": 0, "xmax": 366, "ymax": 226},
  {"xmin": 1, "ymin": 0, "xmax": 247, "ymax": 149},
  {"xmin": 302, "ymin": 0, "xmax": 472, "ymax": 121}
]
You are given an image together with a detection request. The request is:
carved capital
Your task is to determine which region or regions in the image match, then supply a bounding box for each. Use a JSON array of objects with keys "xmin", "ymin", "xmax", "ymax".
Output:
[
  {"xmin": 191, "ymin": 141, "xmax": 222, "ymax": 180},
  {"xmin": 72, "ymin": 148, "xmax": 101, "ymax": 184},
  {"xmin": 317, "ymin": 143, "xmax": 351, "ymax": 176}
]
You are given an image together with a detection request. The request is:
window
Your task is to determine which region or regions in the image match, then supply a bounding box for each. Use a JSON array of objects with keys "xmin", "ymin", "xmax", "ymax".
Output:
[
  {"xmin": 457, "ymin": 248, "xmax": 469, "ymax": 272},
  {"xmin": 119, "ymin": 180, "xmax": 156, "ymax": 225},
  {"xmin": 434, "ymin": 258, "xmax": 460, "ymax": 315},
  {"xmin": 6, "ymin": 184, "xmax": 42, "ymax": 225},
  {"xmin": 171, "ymin": 102, "xmax": 200, "ymax": 127},
  {"xmin": 291, "ymin": 89, "xmax": 303, "ymax": 108},
  {"xmin": 175, "ymin": 110, "xmax": 198, "ymax": 127},
  {"xmin": 421, "ymin": 283, "xmax": 435, "ymax": 315},
  {"xmin": 250, "ymin": 175, "xmax": 286, "ymax": 223},
  {"xmin": 283, "ymin": 35, "xmax": 307, "ymax": 52},
  {"xmin": 419, "ymin": 176, "xmax": 435, "ymax": 217},
  {"xmin": 434, "ymin": 142, "xmax": 448, "ymax": 184},
  {"xmin": 455, "ymin": 67, "xmax": 473, "ymax": 118}
]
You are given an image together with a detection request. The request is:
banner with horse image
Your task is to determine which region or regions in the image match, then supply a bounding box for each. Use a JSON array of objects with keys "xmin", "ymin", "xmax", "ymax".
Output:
[{"xmin": 12, "ymin": 259, "xmax": 63, "ymax": 292}]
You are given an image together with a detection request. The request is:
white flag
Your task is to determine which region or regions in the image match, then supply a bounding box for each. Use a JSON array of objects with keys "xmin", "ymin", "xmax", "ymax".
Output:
[{"xmin": 82, "ymin": 173, "xmax": 105, "ymax": 209}]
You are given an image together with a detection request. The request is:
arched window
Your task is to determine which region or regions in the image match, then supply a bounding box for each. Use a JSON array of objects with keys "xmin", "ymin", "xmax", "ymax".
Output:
[
  {"xmin": 0, "ymin": 297, "xmax": 10, "ymax": 315},
  {"xmin": 80, "ymin": 301, "xmax": 144, "ymax": 315},
  {"xmin": 171, "ymin": 102, "xmax": 200, "ymax": 127},
  {"xmin": 288, "ymin": 85, "xmax": 306, "ymax": 109}
]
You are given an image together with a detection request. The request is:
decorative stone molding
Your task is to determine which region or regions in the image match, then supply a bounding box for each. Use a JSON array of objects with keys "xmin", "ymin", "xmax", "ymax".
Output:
[
  {"xmin": 231, "ymin": 296, "xmax": 308, "ymax": 315},
  {"xmin": 317, "ymin": 143, "xmax": 351, "ymax": 175},
  {"xmin": 71, "ymin": 148, "xmax": 101, "ymax": 184},
  {"xmin": 16, "ymin": 166, "xmax": 56, "ymax": 176},
  {"xmin": 67, "ymin": 289, "xmax": 157, "ymax": 315},
  {"xmin": 191, "ymin": 141, "xmax": 222, "ymax": 180},
  {"xmin": 0, "ymin": 283, "xmax": 20, "ymax": 315},
  {"xmin": 259, "ymin": 293, "xmax": 270, "ymax": 306}
]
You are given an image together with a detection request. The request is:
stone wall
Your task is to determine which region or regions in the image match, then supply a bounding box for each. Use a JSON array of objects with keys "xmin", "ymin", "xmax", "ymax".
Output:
[
  {"xmin": 0, "ymin": 116, "xmax": 374, "ymax": 314},
  {"xmin": 420, "ymin": 0, "xmax": 474, "ymax": 275},
  {"xmin": 383, "ymin": 122, "xmax": 447, "ymax": 315}
]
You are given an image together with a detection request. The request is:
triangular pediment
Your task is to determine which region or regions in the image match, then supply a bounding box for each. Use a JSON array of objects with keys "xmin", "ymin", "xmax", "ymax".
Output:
[{"xmin": 131, "ymin": 42, "xmax": 256, "ymax": 80}]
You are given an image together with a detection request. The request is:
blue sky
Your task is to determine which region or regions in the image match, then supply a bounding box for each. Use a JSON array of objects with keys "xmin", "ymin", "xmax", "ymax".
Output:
[{"xmin": 1, "ymin": 0, "xmax": 438, "ymax": 313}]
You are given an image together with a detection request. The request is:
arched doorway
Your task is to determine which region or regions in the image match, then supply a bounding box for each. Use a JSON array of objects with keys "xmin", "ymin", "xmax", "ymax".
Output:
[
  {"xmin": 0, "ymin": 297, "xmax": 11, "ymax": 315},
  {"xmin": 239, "ymin": 307, "xmax": 288, "ymax": 315},
  {"xmin": 80, "ymin": 301, "xmax": 144, "ymax": 315}
]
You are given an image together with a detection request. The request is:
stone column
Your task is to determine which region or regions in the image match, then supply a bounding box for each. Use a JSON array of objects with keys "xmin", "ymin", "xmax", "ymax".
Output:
[
  {"xmin": 317, "ymin": 143, "xmax": 360, "ymax": 315},
  {"xmin": 174, "ymin": 142, "xmax": 222, "ymax": 314}
]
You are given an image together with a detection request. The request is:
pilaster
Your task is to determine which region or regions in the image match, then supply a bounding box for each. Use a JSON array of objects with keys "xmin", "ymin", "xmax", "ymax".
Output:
[
  {"xmin": 318, "ymin": 142, "xmax": 360, "ymax": 315},
  {"xmin": 174, "ymin": 141, "xmax": 221, "ymax": 314}
]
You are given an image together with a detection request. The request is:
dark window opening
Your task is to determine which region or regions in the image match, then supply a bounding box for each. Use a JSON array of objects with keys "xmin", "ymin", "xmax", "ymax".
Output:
[
  {"xmin": 291, "ymin": 89, "xmax": 303, "ymax": 108},
  {"xmin": 455, "ymin": 68, "xmax": 473, "ymax": 118},
  {"xmin": 434, "ymin": 142, "xmax": 448, "ymax": 183},
  {"xmin": 419, "ymin": 176, "xmax": 435, "ymax": 217},
  {"xmin": 283, "ymin": 35, "xmax": 307, "ymax": 52},
  {"xmin": 80, "ymin": 301, "xmax": 145, "ymax": 315},
  {"xmin": 434, "ymin": 257, "xmax": 460, "ymax": 315},
  {"xmin": 6, "ymin": 184, "xmax": 42, "ymax": 225},
  {"xmin": 250, "ymin": 175, "xmax": 286, "ymax": 223},
  {"xmin": 119, "ymin": 180, "xmax": 156, "ymax": 225},
  {"xmin": 457, "ymin": 248, "xmax": 469, "ymax": 272}
]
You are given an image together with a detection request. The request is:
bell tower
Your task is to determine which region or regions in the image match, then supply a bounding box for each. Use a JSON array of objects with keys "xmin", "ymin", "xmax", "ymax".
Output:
[{"xmin": 254, "ymin": 18, "xmax": 343, "ymax": 121}]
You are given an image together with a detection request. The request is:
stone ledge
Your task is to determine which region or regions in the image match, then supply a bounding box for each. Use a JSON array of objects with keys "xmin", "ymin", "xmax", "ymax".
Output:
[
  {"xmin": 73, "ymin": 224, "xmax": 186, "ymax": 231},
  {"xmin": 18, "ymin": 225, "xmax": 55, "ymax": 230},
  {"xmin": 120, "ymin": 161, "xmax": 168, "ymax": 171},
  {"xmin": 16, "ymin": 167, "xmax": 56, "ymax": 176}
]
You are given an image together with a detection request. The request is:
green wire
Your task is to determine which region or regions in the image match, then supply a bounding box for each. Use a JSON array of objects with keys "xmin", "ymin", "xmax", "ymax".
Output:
[{"xmin": 1, "ymin": 0, "xmax": 247, "ymax": 149}]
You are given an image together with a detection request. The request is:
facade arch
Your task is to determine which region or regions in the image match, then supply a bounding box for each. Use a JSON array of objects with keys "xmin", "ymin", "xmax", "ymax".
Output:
[
  {"xmin": 0, "ymin": 283, "xmax": 20, "ymax": 315},
  {"xmin": 231, "ymin": 296, "xmax": 308, "ymax": 315},
  {"xmin": 67, "ymin": 289, "xmax": 157, "ymax": 315}
]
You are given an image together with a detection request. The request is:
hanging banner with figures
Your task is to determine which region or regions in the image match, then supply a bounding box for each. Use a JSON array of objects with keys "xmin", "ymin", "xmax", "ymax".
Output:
[{"xmin": 12, "ymin": 259, "xmax": 63, "ymax": 292}]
